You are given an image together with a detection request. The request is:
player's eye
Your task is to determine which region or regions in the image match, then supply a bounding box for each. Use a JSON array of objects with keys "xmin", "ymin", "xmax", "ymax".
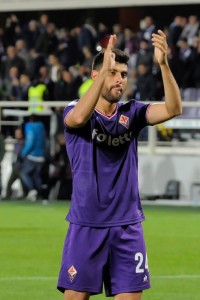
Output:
[
  {"xmin": 110, "ymin": 70, "xmax": 116, "ymax": 76},
  {"xmin": 121, "ymin": 72, "xmax": 127, "ymax": 78}
]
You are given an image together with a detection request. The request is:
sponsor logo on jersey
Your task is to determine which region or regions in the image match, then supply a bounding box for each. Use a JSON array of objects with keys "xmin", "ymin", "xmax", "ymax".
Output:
[
  {"xmin": 92, "ymin": 129, "xmax": 132, "ymax": 147},
  {"xmin": 143, "ymin": 275, "xmax": 149, "ymax": 283},
  {"xmin": 119, "ymin": 115, "xmax": 129, "ymax": 129},
  {"xmin": 68, "ymin": 265, "xmax": 77, "ymax": 282}
]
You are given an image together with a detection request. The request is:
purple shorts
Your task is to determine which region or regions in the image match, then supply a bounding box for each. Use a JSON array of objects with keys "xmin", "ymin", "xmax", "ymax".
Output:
[{"xmin": 57, "ymin": 222, "xmax": 151, "ymax": 296}]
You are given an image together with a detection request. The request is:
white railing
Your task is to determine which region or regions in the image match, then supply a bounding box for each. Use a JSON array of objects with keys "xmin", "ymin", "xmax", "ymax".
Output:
[{"xmin": 1, "ymin": 100, "xmax": 200, "ymax": 155}]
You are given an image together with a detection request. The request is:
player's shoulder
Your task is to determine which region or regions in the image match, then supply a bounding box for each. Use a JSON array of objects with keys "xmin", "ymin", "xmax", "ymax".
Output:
[
  {"xmin": 118, "ymin": 99, "xmax": 137, "ymax": 111},
  {"xmin": 65, "ymin": 99, "xmax": 79, "ymax": 109},
  {"xmin": 118, "ymin": 100, "xmax": 150, "ymax": 119},
  {"xmin": 63, "ymin": 99, "xmax": 79, "ymax": 115}
]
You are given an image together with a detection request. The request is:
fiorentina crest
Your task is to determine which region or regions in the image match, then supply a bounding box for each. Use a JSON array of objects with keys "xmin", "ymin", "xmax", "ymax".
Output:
[
  {"xmin": 119, "ymin": 115, "xmax": 129, "ymax": 129},
  {"xmin": 68, "ymin": 265, "xmax": 77, "ymax": 282}
]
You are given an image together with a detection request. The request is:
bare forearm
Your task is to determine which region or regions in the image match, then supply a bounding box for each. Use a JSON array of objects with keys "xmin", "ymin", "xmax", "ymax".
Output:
[
  {"xmin": 65, "ymin": 34, "xmax": 117, "ymax": 128},
  {"xmin": 66, "ymin": 69, "xmax": 107, "ymax": 127},
  {"xmin": 148, "ymin": 30, "xmax": 182, "ymax": 125},
  {"xmin": 160, "ymin": 63, "xmax": 182, "ymax": 116}
]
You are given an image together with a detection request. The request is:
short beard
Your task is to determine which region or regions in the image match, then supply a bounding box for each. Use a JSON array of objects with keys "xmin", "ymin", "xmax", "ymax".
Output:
[{"xmin": 102, "ymin": 90, "xmax": 122, "ymax": 104}]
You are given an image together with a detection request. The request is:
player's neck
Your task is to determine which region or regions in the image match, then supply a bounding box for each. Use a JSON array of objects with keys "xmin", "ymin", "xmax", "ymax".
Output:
[{"xmin": 95, "ymin": 100, "xmax": 117, "ymax": 117}]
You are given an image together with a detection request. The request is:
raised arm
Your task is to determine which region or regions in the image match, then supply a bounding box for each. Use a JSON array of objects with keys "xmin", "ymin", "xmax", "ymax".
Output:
[
  {"xmin": 147, "ymin": 30, "xmax": 182, "ymax": 125},
  {"xmin": 65, "ymin": 35, "xmax": 117, "ymax": 128}
]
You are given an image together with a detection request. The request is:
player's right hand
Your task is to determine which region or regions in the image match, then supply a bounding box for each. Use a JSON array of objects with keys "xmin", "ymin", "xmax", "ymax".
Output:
[{"xmin": 101, "ymin": 34, "xmax": 117, "ymax": 72}]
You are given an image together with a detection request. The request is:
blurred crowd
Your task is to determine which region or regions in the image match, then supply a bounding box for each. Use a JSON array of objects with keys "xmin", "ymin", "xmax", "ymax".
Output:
[{"xmin": 0, "ymin": 14, "xmax": 200, "ymax": 112}]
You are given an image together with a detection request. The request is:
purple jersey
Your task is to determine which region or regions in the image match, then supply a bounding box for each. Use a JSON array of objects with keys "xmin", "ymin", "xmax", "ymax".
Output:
[{"xmin": 63, "ymin": 99, "xmax": 150, "ymax": 227}]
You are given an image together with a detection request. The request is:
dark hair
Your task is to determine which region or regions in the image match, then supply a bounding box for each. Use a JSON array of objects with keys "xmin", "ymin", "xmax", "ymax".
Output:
[{"xmin": 92, "ymin": 49, "xmax": 129, "ymax": 70}]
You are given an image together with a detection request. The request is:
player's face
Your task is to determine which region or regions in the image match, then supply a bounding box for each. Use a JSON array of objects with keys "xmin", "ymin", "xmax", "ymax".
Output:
[{"xmin": 102, "ymin": 63, "xmax": 128, "ymax": 103}]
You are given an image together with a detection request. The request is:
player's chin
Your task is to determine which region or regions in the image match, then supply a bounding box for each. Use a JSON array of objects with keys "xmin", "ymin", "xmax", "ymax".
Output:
[
  {"xmin": 104, "ymin": 91, "xmax": 122, "ymax": 103},
  {"xmin": 107, "ymin": 96, "xmax": 121, "ymax": 104},
  {"xmin": 112, "ymin": 91, "xmax": 123, "ymax": 102}
]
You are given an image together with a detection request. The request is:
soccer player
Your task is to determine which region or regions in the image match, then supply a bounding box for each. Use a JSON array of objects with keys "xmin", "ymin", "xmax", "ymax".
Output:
[{"xmin": 57, "ymin": 30, "xmax": 182, "ymax": 300}]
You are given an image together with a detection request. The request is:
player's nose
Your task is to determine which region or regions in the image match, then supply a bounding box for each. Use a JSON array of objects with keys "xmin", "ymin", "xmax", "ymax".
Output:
[{"xmin": 115, "ymin": 73, "xmax": 123, "ymax": 83}]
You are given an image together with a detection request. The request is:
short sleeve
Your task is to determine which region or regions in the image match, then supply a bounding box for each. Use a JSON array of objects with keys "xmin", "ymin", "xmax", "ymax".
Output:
[
  {"xmin": 63, "ymin": 100, "xmax": 78, "ymax": 128},
  {"xmin": 130, "ymin": 100, "xmax": 150, "ymax": 135}
]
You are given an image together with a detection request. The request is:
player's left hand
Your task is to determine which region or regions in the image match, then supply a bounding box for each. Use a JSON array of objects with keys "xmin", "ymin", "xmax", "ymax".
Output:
[{"xmin": 151, "ymin": 30, "xmax": 168, "ymax": 66}]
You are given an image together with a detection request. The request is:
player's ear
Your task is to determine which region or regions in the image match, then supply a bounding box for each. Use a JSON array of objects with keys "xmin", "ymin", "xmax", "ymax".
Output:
[{"xmin": 91, "ymin": 70, "xmax": 98, "ymax": 80}]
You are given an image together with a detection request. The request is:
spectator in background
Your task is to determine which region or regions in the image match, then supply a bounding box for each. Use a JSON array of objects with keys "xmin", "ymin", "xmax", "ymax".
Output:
[
  {"xmin": 47, "ymin": 133, "xmax": 71, "ymax": 200},
  {"xmin": 177, "ymin": 37, "xmax": 197, "ymax": 116},
  {"xmin": 68, "ymin": 26, "xmax": 81, "ymax": 65},
  {"xmin": 29, "ymin": 48, "xmax": 46, "ymax": 80},
  {"xmin": 140, "ymin": 16, "xmax": 157, "ymax": 44},
  {"xmin": 168, "ymin": 15, "xmax": 185, "ymax": 56},
  {"xmin": 81, "ymin": 46, "xmax": 95, "ymax": 69},
  {"xmin": 77, "ymin": 18, "xmax": 97, "ymax": 60},
  {"xmin": 124, "ymin": 27, "xmax": 140, "ymax": 55},
  {"xmin": 38, "ymin": 65, "xmax": 55, "ymax": 100},
  {"xmin": 24, "ymin": 20, "xmax": 40, "ymax": 50},
  {"xmin": 2, "ymin": 68, "xmax": 31, "ymax": 102},
  {"xmin": 4, "ymin": 14, "xmax": 20, "ymax": 46},
  {"xmin": 20, "ymin": 114, "xmax": 47, "ymax": 201},
  {"xmin": 0, "ymin": 132, "xmax": 5, "ymax": 197},
  {"xmin": 16, "ymin": 73, "xmax": 31, "ymax": 101},
  {"xmin": 13, "ymin": 24, "xmax": 24, "ymax": 44},
  {"xmin": 27, "ymin": 77, "xmax": 49, "ymax": 113},
  {"xmin": 38, "ymin": 13, "xmax": 49, "ymax": 34},
  {"xmin": 186, "ymin": 36, "xmax": 200, "ymax": 118},
  {"xmin": 180, "ymin": 15, "xmax": 200, "ymax": 46},
  {"xmin": 177, "ymin": 37, "xmax": 197, "ymax": 95},
  {"xmin": 97, "ymin": 22, "xmax": 110, "ymax": 50},
  {"xmin": 167, "ymin": 46, "xmax": 184, "ymax": 88},
  {"xmin": 72, "ymin": 64, "xmax": 93, "ymax": 98},
  {"xmin": 1, "ymin": 66, "xmax": 21, "ymax": 137},
  {"xmin": 112, "ymin": 23, "xmax": 125, "ymax": 50},
  {"xmin": 1, "ymin": 45, "xmax": 26, "ymax": 80},
  {"xmin": 0, "ymin": 27, "xmax": 6, "ymax": 58},
  {"xmin": 135, "ymin": 38, "xmax": 154, "ymax": 71},
  {"xmin": 2, "ymin": 66, "xmax": 20, "ymax": 100},
  {"xmin": 48, "ymin": 53, "xmax": 63, "ymax": 83},
  {"xmin": 123, "ymin": 27, "xmax": 140, "ymax": 69},
  {"xmin": 134, "ymin": 63, "xmax": 156, "ymax": 101},
  {"xmin": 36, "ymin": 22, "xmax": 58, "ymax": 57},
  {"xmin": 57, "ymin": 27, "xmax": 75, "ymax": 69},
  {"xmin": 193, "ymin": 37, "xmax": 200, "ymax": 98},
  {"xmin": 3, "ymin": 127, "xmax": 27, "ymax": 199},
  {"xmin": 78, "ymin": 76, "xmax": 93, "ymax": 98},
  {"xmin": 53, "ymin": 69, "xmax": 78, "ymax": 144},
  {"xmin": 54, "ymin": 69, "xmax": 78, "ymax": 101},
  {"xmin": 15, "ymin": 39, "xmax": 30, "ymax": 69}
]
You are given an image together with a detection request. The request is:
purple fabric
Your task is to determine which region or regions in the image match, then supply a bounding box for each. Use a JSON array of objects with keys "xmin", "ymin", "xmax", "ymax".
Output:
[
  {"xmin": 57, "ymin": 223, "xmax": 151, "ymax": 295},
  {"xmin": 63, "ymin": 99, "xmax": 149, "ymax": 227}
]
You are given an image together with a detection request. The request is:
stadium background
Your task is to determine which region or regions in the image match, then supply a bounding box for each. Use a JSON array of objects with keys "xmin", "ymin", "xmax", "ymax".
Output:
[
  {"xmin": 1, "ymin": 2, "xmax": 200, "ymax": 30},
  {"xmin": 0, "ymin": 1, "xmax": 200, "ymax": 299}
]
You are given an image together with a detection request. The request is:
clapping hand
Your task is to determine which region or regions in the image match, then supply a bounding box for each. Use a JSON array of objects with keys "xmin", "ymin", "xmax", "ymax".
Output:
[
  {"xmin": 101, "ymin": 34, "xmax": 117, "ymax": 72},
  {"xmin": 151, "ymin": 30, "xmax": 168, "ymax": 66}
]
